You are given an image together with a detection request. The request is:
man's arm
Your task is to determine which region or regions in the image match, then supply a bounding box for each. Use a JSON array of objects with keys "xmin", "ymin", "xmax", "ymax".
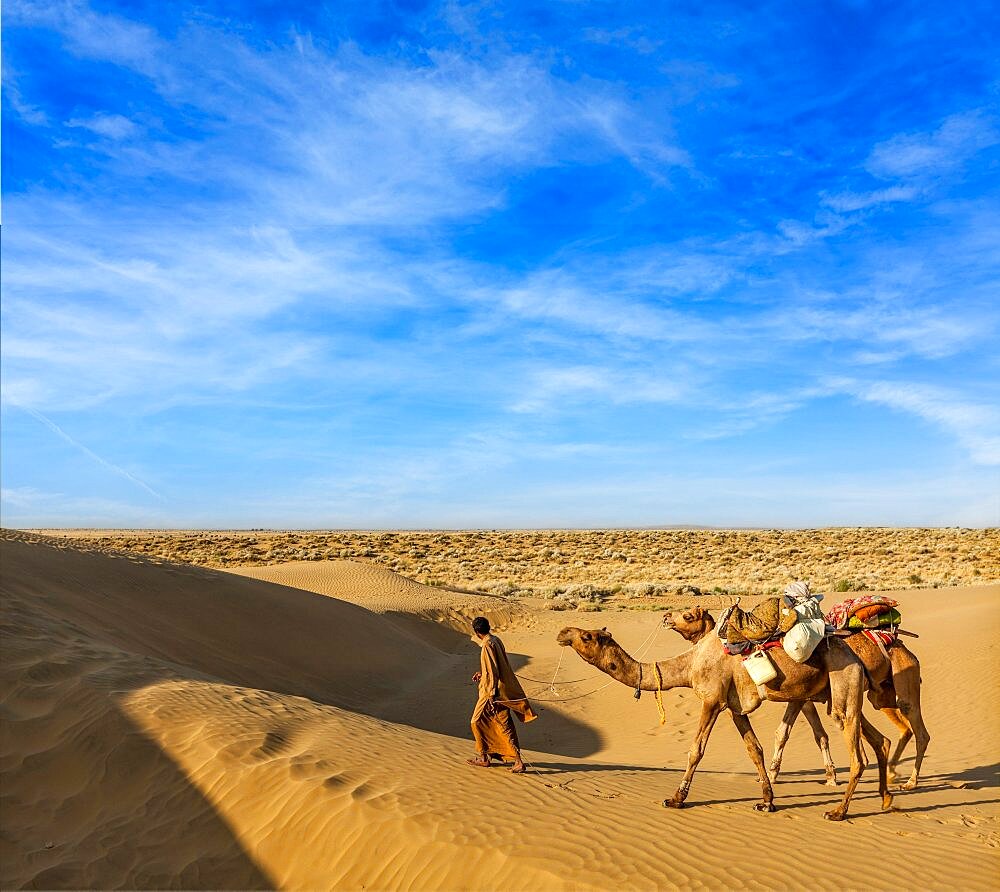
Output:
[{"xmin": 481, "ymin": 639, "xmax": 500, "ymax": 698}]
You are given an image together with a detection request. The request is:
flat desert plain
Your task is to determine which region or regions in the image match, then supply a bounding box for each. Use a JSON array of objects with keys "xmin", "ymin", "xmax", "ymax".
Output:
[{"xmin": 2, "ymin": 528, "xmax": 999, "ymax": 890}]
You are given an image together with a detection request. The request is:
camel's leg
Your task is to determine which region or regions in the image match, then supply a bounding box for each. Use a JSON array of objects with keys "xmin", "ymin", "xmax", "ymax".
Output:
[
  {"xmin": 801, "ymin": 701, "xmax": 838, "ymax": 787},
  {"xmin": 731, "ymin": 712, "xmax": 776, "ymax": 812},
  {"xmin": 768, "ymin": 702, "xmax": 837, "ymax": 786},
  {"xmin": 767, "ymin": 702, "xmax": 801, "ymax": 784},
  {"xmin": 902, "ymin": 710, "xmax": 930, "ymax": 791},
  {"xmin": 860, "ymin": 713, "xmax": 894, "ymax": 811},
  {"xmin": 882, "ymin": 707, "xmax": 912, "ymax": 784},
  {"xmin": 664, "ymin": 701, "xmax": 722, "ymax": 809},
  {"xmin": 824, "ymin": 668, "xmax": 866, "ymax": 822},
  {"xmin": 887, "ymin": 705, "xmax": 930, "ymax": 791},
  {"xmin": 887, "ymin": 644, "xmax": 929, "ymax": 790}
]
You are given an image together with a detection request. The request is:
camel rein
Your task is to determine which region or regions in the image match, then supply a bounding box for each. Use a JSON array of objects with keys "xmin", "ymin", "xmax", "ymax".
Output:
[{"xmin": 493, "ymin": 621, "xmax": 666, "ymax": 719}]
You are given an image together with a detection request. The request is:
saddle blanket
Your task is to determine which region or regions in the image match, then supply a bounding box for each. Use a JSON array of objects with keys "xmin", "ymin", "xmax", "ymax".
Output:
[
  {"xmin": 826, "ymin": 595, "xmax": 899, "ymax": 630},
  {"xmin": 862, "ymin": 629, "xmax": 897, "ymax": 648}
]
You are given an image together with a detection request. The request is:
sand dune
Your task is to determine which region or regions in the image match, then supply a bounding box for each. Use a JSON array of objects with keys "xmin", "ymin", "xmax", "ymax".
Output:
[
  {"xmin": 226, "ymin": 559, "xmax": 525, "ymax": 652},
  {"xmin": 2, "ymin": 529, "xmax": 998, "ymax": 890}
]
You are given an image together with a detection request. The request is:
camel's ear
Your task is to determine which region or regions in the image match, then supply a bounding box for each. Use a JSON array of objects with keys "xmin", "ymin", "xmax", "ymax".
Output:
[
  {"xmin": 692, "ymin": 606, "xmax": 704, "ymax": 619},
  {"xmin": 596, "ymin": 629, "xmax": 612, "ymax": 644}
]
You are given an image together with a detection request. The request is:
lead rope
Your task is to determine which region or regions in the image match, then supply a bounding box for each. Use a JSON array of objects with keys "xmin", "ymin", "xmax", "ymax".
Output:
[
  {"xmin": 548, "ymin": 648, "xmax": 565, "ymax": 695},
  {"xmin": 653, "ymin": 661, "xmax": 666, "ymax": 725}
]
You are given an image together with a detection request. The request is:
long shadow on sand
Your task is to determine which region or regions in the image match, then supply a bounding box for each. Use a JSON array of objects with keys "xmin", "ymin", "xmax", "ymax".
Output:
[
  {"xmin": 3, "ymin": 538, "xmax": 603, "ymax": 760},
  {"xmin": 2, "ymin": 537, "xmax": 275, "ymax": 889},
  {"xmin": 5, "ymin": 700, "xmax": 275, "ymax": 891}
]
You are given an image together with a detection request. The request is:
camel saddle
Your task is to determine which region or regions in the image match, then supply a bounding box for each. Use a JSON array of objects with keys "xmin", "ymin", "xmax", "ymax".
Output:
[{"xmin": 718, "ymin": 597, "xmax": 798, "ymax": 645}]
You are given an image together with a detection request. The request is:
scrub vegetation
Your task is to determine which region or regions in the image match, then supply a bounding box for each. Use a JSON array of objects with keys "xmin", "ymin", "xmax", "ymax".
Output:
[{"xmin": 35, "ymin": 528, "xmax": 999, "ymax": 601}]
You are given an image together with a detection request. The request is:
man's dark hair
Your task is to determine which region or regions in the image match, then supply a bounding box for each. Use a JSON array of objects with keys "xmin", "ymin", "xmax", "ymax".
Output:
[{"xmin": 472, "ymin": 616, "xmax": 490, "ymax": 636}]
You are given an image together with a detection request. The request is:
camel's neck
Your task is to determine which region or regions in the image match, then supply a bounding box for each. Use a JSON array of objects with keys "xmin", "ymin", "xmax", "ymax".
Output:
[
  {"xmin": 685, "ymin": 616, "xmax": 716, "ymax": 644},
  {"xmin": 589, "ymin": 640, "xmax": 694, "ymax": 691}
]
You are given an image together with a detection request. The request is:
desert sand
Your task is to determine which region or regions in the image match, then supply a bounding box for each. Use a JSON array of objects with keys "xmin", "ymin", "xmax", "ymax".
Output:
[{"xmin": 2, "ymin": 528, "xmax": 998, "ymax": 890}]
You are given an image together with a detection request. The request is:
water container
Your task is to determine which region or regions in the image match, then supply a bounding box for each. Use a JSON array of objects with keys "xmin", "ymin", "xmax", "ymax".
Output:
[{"xmin": 743, "ymin": 648, "xmax": 778, "ymax": 685}]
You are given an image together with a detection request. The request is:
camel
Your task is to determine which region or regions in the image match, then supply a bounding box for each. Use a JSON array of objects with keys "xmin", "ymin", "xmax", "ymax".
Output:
[
  {"xmin": 665, "ymin": 606, "xmax": 930, "ymax": 791},
  {"xmin": 557, "ymin": 617, "xmax": 894, "ymax": 820},
  {"xmin": 769, "ymin": 634, "xmax": 929, "ymax": 790}
]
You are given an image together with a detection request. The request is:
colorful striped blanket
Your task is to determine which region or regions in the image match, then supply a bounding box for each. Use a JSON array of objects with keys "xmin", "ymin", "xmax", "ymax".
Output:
[{"xmin": 825, "ymin": 595, "xmax": 900, "ymax": 630}]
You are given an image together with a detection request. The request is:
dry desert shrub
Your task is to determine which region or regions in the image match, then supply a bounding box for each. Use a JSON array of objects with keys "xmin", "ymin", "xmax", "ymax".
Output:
[{"xmin": 32, "ymin": 527, "xmax": 1000, "ymax": 598}]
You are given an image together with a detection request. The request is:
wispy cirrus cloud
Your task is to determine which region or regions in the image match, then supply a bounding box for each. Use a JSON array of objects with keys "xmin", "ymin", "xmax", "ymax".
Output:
[
  {"xmin": 830, "ymin": 378, "xmax": 1000, "ymax": 466},
  {"xmin": 820, "ymin": 185, "xmax": 919, "ymax": 212},
  {"xmin": 6, "ymin": 0, "xmax": 691, "ymax": 230},
  {"xmin": 3, "ymin": 0, "xmax": 999, "ymax": 526},
  {"xmin": 65, "ymin": 112, "xmax": 140, "ymax": 139},
  {"xmin": 866, "ymin": 109, "xmax": 1000, "ymax": 180}
]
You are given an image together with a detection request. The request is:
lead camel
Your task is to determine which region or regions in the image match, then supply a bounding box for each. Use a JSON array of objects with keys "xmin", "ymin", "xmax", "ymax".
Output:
[{"xmin": 556, "ymin": 621, "xmax": 893, "ymax": 821}]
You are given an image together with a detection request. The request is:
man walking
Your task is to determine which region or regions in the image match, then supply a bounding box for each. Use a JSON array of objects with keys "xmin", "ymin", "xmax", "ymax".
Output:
[{"xmin": 466, "ymin": 616, "xmax": 537, "ymax": 773}]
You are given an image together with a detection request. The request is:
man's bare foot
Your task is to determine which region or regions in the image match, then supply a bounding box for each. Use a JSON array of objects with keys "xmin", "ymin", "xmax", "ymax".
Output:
[
  {"xmin": 466, "ymin": 756, "xmax": 491, "ymax": 768},
  {"xmin": 510, "ymin": 762, "xmax": 526, "ymax": 774}
]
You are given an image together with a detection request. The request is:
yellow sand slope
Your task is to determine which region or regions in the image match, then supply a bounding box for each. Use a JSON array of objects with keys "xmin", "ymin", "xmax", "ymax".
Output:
[{"xmin": 1, "ymin": 530, "xmax": 998, "ymax": 890}]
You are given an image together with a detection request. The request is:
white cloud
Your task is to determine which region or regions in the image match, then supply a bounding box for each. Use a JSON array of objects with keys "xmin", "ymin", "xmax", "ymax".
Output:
[
  {"xmin": 582, "ymin": 26, "xmax": 663, "ymax": 55},
  {"xmin": 866, "ymin": 110, "xmax": 1000, "ymax": 180},
  {"xmin": 820, "ymin": 185, "xmax": 918, "ymax": 212},
  {"xmin": 782, "ymin": 302, "xmax": 981, "ymax": 360},
  {"xmin": 510, "ymin": 364, "xmax": 686, "ymax": 413},
  {"xmin": 4, "ymin": 2, "xmax": 1000, "ymax": 527},
  {"xmin": 831, "ymin": 378, "xmax": 1000, "ymax": 466},
  {"xmin": 66, "ymin": 112, "xmax": 139, "ymax": 139},
  {"xmin": 8, "ymin": 2, "xmax": 691, "ymax": 229}
]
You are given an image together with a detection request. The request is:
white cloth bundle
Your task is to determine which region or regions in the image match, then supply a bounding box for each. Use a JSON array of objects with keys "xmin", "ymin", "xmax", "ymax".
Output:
[{"xmin": 781, "ymin": 581, "xmax": 826, "ymax": 662}]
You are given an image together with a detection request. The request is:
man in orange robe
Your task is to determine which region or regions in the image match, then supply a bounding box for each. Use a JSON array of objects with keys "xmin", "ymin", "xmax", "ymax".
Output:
[{"xmin": 467, "ymin": 616, "xmax": 537, "ymax": 773}]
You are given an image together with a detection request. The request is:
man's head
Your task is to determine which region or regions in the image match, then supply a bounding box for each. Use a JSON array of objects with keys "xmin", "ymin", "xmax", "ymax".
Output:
[{"xmin": 471, "ymin": 616, "xmax": 490, "ymax": 638}]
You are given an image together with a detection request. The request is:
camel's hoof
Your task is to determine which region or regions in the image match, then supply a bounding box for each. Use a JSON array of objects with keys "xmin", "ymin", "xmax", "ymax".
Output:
[
  {"xmin": 824, "ymin": 809, "xmax": 847, "ymax": 822},
  {"xmin": 824, "ymin": 778, "xmax": 839, "ymax": 788},
  {"xmin": 662, "ymin": 797, "xmax": 686, "ymax": 809},
  {"xmin": 882, "ymin": 795, "xmax": 895, "ymax": 811},
  {"xmin": 900, "ymin": 780, "xmax": 917, "ymax": 791},
  {"xmin": 753, "ymin": 802, "xmax": 776, "ymax": 813}
]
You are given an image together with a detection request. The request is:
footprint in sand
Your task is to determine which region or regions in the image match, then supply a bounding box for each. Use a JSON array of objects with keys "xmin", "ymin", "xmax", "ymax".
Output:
[
  {"xmin": 251, "ymin": 726, "xmax": 297, "ymax": 759},
  {"xmin": 347, "ymin": 780, "xmax": 400, "ymax": 811},
  {"xmin": 288, "ymin": 756, "xmax": 336, "ymax": 780}
]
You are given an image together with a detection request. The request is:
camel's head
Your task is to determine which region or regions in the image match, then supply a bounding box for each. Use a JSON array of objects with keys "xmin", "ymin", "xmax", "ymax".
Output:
[
  {"xmin": 556, "ymin": 626, "xmax": 614, "ymax": 664},
  {"xmin": 662, "ymin": 605, "xmax": 715, "ymax": 643}
]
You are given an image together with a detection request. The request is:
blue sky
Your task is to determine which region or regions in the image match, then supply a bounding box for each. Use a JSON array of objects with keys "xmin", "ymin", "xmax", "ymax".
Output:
[{"xmin": 2, "ymin": 0, "xmax": 999, "ymax": 528}]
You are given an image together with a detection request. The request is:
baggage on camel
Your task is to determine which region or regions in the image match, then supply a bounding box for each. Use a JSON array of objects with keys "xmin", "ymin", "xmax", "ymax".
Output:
[
  {"xmin": 717, "ymin": 597, "xmax": 797, "ymax": 645},
  {"xmin": 780, "ymin": 581, "xmax": 826, "ymax": 663},
  {"xmin": 719, "ymin": 581, "xmax": 826, "ymax": 667}
]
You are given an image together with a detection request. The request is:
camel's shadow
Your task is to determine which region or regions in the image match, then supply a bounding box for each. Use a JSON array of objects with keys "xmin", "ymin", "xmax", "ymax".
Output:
[
  {"xmin": 937, "ymin": 761, "xmax": 999, "ymax": 790},
  {"xmin": 521, "ymin": 759, "xmax": 1000, "ymax": 817},
  {"xmin": 777, "ymin": 759, "xmax": 998, "ymax": 791}
]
